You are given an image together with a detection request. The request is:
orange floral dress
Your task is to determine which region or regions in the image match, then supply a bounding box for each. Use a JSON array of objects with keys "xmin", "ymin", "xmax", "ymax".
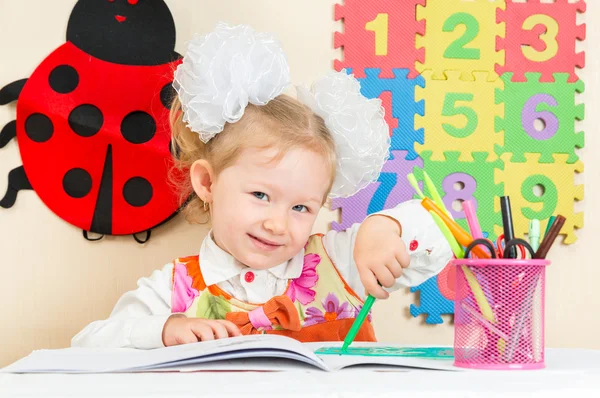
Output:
[{"xmin": 170, "ymin": 234, "xmax": 376, "ymax": 342}]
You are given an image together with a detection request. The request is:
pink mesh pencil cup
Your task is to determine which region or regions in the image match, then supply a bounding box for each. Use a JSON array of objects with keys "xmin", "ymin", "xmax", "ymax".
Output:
[{"xmin": 452, "ymin": 238, "xmax": 550, "ymax": 370}]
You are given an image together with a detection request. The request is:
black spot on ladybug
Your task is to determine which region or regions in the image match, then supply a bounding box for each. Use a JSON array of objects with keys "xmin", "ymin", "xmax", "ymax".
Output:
[
  {"xmin": 69, "ymin": 104, "xmax": 104, "ymax": 137},
  {"xmin": 160, "ymin": 82, "xmax": 175, "ymax": 109},
  {"xmin": 63, "ymin": 168, "xmax": 92, "ymax": 198},
  {"xmin": 25, "ymin": 113, "xmax": 54, "ymax": 143},
  {"xmin": 121, "ymin": 111, "xmax": 156, "ymax": 144},
  {"xmin": 48, "ymin": 65, "xmax": 79, "ymax": 94},
  {"xmin": 123, "ymin": 177, "xmax": 153, "ymax": 207}
]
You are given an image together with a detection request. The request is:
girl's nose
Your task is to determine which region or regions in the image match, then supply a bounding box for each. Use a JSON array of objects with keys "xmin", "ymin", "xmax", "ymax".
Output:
[{"xmin": 264, "ymin": 210, "xmax": 287, "ymax": 235}]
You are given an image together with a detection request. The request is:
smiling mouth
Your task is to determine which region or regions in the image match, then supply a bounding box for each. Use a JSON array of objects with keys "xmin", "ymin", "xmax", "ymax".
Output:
[
  {"xmin": 115, "ymin": 15, "xmax": 127, "ymax": 23},
  {"xmin": 248, "ymin": 234, "xmax": 282, "ymax": 247}
]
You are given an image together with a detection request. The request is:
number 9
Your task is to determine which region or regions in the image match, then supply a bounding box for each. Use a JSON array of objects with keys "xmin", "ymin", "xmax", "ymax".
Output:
[{"xmin": 520, "ymin": 175, "xmax": 557, "ymax": 220}]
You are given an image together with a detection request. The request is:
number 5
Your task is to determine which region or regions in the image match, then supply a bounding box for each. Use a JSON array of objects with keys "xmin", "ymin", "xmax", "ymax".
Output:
[{"xmin": 442, "ymin": 93, "xmax": 478, "ymax": 138}]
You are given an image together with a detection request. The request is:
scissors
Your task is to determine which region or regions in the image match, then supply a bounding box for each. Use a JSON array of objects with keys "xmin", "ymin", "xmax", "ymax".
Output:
[
  {"xmin": 467, "ymin": 238, "xmax": 535, "ymax": 260},
  {"xmin": 496, "ymin": 234, "xmax": 529, "ymax": 259}
]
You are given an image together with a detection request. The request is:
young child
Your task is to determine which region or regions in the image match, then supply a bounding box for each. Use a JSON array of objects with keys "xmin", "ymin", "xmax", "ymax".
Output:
[{"xmin": 72, "ymin": 23, "xmax": 452, "ymax": 349}]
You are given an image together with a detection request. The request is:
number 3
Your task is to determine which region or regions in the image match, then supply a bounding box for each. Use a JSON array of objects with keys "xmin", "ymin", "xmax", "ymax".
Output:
[{"xmin": 522, "ymin": 14, "xmax": 559, "ymax": 62}]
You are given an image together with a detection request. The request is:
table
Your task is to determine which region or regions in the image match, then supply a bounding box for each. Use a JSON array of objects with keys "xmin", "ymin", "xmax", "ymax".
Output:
[{"xmin": 2, "ymin": 348, "xmax": 599, "ymax": 397}]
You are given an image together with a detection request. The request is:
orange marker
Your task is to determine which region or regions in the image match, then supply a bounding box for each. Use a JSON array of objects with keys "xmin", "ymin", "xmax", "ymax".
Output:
[{"xmin": 421, "ymin": 197, "xmax": 491, "ymax": 259}]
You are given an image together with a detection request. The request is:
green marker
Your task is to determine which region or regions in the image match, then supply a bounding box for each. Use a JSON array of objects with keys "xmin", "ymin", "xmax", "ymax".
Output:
[
  {"xmin": 423, "ymin": 171, "xmax": 450, "ymax": 217},
  {"xmin": 407, "ymin": 173, "xmax": 425, "ymax": 199},
  {"xmin": 544, "ymin": 216, "xmax": 556, "ymax": 238},
  {"xmin": 342, "ymin": 294, "xmax": 376, "ymax": 352},
  {"xmin": 529, "ymin": 219, "xmax": 541, "ymax": 252}
]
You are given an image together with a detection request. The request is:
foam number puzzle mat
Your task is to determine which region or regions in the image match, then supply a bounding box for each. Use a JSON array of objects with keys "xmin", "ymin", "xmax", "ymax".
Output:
[
  {"xmin": 332, "ymin": 0, "xmax": 585, "ymax": 324},
  {"xmin": 315, "ymin": 346, "xmax": 454, "ymax": 359}
]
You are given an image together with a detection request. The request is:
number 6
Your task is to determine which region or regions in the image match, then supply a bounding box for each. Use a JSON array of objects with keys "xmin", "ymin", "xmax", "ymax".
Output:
[{"xmin": 521, "ymin": 94, "xmax": 559, "ymax": 140}]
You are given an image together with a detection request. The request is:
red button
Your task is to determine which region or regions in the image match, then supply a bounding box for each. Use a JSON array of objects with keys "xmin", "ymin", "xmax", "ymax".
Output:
[
  {"xmin": 244, "ymin": 271, "xmax": 255, "ymax": 283},
  {"xmin": 410, "ymin": 239, "xmax": 419, "ymax": 251}
]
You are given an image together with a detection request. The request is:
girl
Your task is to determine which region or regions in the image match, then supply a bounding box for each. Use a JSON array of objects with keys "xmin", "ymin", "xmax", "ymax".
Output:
[{"xmin": 72, "ymin": 23, "xmax": 452, "ymax": 349}]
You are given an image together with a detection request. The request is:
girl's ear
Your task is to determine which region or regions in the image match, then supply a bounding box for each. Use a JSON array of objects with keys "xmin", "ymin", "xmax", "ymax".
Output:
[{"xmin": 190, "ymin": 159, "xmax": 215, "ymax": 203}]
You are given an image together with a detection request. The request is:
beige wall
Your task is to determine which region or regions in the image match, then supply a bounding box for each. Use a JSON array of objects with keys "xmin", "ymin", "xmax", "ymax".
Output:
[{"xmin": 0, "ymin": 0, "xmax": 598, "ymax": 367}]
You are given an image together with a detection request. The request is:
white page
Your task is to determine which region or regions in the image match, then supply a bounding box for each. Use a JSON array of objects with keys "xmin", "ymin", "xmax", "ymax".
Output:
[
  {"xmin": 145, "ymin": 349, "xmax": 327, "ymax": 371},
  {"xmin": 3, "ymin": 335, "xmax": 327, "ymax": 373},
  {"xmin": 153, "ymin": 357, "xmax": 320, "ymax": 372}
]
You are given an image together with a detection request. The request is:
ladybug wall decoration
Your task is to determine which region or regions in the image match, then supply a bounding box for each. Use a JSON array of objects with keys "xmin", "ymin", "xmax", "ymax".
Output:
[{"xmin": 0, "ymin": 0, "xmax": 185, "ymax": 243}]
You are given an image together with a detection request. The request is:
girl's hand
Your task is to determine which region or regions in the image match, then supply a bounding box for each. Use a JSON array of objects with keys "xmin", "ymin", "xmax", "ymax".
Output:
[
  {"xmin": 162, "ymin": 314, "xmax": 241, "ymax": 346},
  {"xmin": 353, "ymin": 215, "xmax": 410, "ymax": 299}
]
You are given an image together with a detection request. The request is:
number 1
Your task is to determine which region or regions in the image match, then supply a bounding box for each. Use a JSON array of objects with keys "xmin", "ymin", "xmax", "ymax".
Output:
[{"xmin": 365, "ymin": 13, "xmax": 388, "ymax": 56}]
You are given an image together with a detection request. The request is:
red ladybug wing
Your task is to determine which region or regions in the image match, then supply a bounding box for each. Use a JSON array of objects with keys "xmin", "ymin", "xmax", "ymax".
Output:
[{"xmin": 17, "ymin": 42, "xmax": 184, "ymax": 235}]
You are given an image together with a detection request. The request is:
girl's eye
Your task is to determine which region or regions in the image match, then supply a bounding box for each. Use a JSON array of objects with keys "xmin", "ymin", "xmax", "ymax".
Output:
[
  {"xmin": 292, "ymin": 205, "xmax": 308, "ymax": 213},
  {"xmin": 252, "ymin": 192, "xmax": 268, "ymax": 201},
  {"xmin": 128, "ymin": 0, "xmax": 139, "ymax": 5}
]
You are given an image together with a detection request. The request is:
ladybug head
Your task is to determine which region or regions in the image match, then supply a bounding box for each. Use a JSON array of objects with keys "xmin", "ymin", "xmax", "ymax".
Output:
[{"xmin": 67, "ymin": 0, "xmax": 177, "ymax": 66}]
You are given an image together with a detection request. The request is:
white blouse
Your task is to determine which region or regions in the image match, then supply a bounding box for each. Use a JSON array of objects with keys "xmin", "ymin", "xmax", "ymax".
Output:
[{"xmin": 71, "ymin": 199, "xmax": 452, "ymax": 349}]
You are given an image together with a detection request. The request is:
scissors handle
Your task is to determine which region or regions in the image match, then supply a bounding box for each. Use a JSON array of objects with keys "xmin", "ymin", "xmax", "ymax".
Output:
[
  {"xmin": 465, "ymin": 239, "xmax": 497, "ymax": 259},
  {"xmin": 503, "ymin": 238, "xmax": 535, "ymax": 259}
]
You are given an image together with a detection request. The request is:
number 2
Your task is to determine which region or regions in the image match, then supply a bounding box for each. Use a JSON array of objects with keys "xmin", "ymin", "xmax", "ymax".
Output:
[{"xmin": 443, "ymin": 13, "xmax": 480, "ymax": 60}]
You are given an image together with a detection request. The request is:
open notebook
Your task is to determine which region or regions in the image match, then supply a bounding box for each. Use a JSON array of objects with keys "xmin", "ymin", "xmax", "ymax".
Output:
[{"xmin": 3, "ymin": 334, "xmax": 459, "ymax": 373}]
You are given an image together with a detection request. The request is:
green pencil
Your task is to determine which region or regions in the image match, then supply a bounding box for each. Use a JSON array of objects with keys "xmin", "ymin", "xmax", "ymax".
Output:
[{"xmin": 342, "ymin": 294, "xmax": 376, "ymax": 351}]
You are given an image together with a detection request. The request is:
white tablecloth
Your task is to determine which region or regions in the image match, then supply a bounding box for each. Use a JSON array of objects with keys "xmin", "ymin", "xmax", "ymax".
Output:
[{"xmin": 2, "ymin": 348, "xmax": 599, "ymax": 397}]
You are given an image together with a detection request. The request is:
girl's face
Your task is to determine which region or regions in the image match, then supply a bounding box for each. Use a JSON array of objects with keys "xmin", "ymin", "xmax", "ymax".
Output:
[{"xmin": 208, "ymin": 146, "xmax": 331, "ymax": 270}]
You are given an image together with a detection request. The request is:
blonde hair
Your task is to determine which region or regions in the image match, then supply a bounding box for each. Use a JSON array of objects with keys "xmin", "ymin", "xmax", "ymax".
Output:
[{"xmin": 169, "ymin": 94, "xmax": 337, "ymax": 224}]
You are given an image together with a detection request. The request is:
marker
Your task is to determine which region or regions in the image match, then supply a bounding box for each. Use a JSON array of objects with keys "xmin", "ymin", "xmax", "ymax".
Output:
[
  {"xmin": 535, "ymin": 215, "xmax": 566, "ymax": 259},
  {"xmin": 500, "ymin": 196, "xmax": 516, "ymax": 259},
  {"xmin": 407, "ymin": 173, "xmax": 426, "ymax": 200},
  {"xmin": 342, "ymin": 295, "xmax": 375, "ymax": 351},
  {"xmin": 544, "ymin": 215, "xmax": 556, "ymax": 238},
  {"xmin": 421, "ymin": 197, "xmax": 490, "ymax": 259},
  {"xmin": 529, "ymin": 219, "xmax": 541, "ymax": 252},
  {"xmin": 463, "ymin": 200, "xmax": 483, "ymax": 240},
  {"xmin": 423, "ymin": 171, "xmax": 448, "ymax": 216}
]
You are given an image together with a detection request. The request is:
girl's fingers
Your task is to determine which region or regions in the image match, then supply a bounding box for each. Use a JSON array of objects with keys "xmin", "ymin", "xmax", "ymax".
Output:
[
  {"xmin": 359, "ymin": 268, "xmax": 389, "ymax": 299},
  {"xmin": 217, "ymin": 320, "xmax": 242, "ymax": 337},
  {"xmin": 174, "ymin": 329, "xmax": 200, "ymax": 345},
  {"xmin": 190, "ymin": 322, "xmax": 215, "ymax": 342}
]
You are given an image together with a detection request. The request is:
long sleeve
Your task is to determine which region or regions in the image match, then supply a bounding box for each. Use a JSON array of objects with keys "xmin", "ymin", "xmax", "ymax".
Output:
[
  {"xmin": 71, "ymin": 263, "xmax": 174, "ymax": 349},
  {"xmin": 323, "ymin": 199, "xmax": 453, "ymax": 299}
]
